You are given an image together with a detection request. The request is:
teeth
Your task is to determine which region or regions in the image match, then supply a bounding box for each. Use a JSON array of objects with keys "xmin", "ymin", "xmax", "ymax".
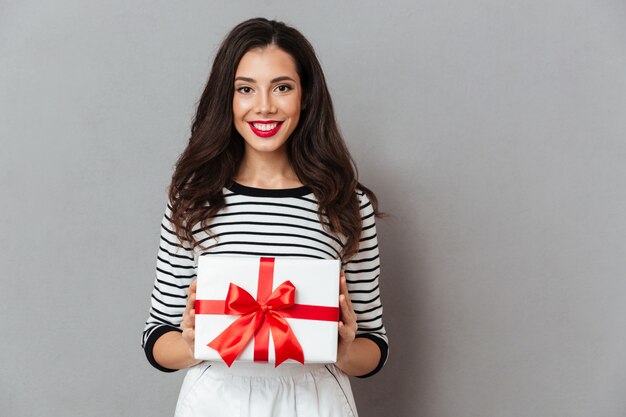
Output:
[{"xmin": 252, "ymin": 122, "xmax": 279, "ymax": 131}]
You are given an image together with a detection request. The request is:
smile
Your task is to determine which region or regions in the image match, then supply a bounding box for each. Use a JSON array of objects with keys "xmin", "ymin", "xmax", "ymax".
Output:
[{"xmin": 248, "ymin": 120, "xmax": 284, "ymax": 137}]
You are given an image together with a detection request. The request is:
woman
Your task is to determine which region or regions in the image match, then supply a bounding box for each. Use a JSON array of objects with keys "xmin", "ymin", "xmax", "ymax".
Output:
[{"xmin": 142, "ymin": 17, "xmax": 388, "ymax": 417}]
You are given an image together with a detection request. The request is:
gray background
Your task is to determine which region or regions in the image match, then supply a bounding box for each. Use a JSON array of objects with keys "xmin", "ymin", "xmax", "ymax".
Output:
[{"xmin": 1, "ymin": 1, "xmax": 626, "ymax": 416}]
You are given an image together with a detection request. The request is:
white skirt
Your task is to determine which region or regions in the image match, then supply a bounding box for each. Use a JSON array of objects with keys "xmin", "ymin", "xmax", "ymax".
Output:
[{"xmin": 174, "ymin": 361, "xmax": 358, "ymax": 417}]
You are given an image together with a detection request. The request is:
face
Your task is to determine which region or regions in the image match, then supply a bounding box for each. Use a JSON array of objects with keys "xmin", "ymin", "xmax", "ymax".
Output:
[{"xmin": 233, "ymin": 45, "xmax": 302, "ymax": 157}]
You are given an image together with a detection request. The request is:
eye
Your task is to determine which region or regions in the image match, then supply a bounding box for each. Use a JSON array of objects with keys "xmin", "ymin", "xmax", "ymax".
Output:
[
  {"xmin": 236, "ymin": 86, "xmax": 253, "ymax": 94},
  {"xmin": 274, "ymin": 84, "xmax": 292, "ymax": 93}
]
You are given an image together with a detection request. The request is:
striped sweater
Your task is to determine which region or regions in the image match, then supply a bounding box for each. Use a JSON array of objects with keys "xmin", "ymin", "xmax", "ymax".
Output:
[{"xmin": 142, "ymin": 182, "xmax": 388, "ymax": 377}]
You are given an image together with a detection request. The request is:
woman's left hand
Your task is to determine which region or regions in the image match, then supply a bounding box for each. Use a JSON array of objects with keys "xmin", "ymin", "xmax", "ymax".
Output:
[{"xmin": 337, "ymin": 270, "xmax": 358, "ymax": 367}]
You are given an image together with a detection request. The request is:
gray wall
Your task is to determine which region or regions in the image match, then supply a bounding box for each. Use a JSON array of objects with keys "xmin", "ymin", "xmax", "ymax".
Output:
[{"xmin": 2, "ymin": 1, "xmax": 626, "ymax": 416}]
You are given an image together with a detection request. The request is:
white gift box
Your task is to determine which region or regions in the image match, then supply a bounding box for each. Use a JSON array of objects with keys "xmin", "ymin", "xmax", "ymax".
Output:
[{"xmin": 194, "ymin": 256, "xmax": 340, "ymax": 365}]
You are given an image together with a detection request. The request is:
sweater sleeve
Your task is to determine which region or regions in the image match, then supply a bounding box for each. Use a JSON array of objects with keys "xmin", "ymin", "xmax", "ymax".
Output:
[
  {"xmin": 141, "ymin": 203, "xmax": 197, "ymax": 372},
  {"xmin": 343, "ymin": 192, "xmax": 389, "ymax": 378}
]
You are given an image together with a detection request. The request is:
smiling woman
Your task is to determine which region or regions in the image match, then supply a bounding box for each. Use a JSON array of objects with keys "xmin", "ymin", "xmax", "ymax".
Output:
[
  {"xmin": 232, "ymin": 46, "xmax": 302, "ymax": 170},
  {"xmin": 141, "ymin": 17, "xmax": 388, "ymax": 417}
]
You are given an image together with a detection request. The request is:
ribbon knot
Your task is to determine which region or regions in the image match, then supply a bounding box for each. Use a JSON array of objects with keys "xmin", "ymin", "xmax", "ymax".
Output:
[{"xmin": 208, "ymin": 279, "xmax": 305, "ymax": 367}]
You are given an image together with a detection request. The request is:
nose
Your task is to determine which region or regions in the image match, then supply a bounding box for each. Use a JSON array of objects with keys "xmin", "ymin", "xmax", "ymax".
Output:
[{"xmin": 256, "ymin": 90, "xmax": 276, "ymax": 115}]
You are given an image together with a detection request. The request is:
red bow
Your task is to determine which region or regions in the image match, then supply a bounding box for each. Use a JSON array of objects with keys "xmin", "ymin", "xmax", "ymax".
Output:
[{"xmin": 208, "ymin": 280, "xmax": 305, "ymax": 367}]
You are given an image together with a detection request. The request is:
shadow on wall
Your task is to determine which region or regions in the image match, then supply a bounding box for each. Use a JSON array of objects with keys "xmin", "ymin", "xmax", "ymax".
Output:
[{"xmin": 351, "ymin": 174, "xmax": 435, "ymax": 417}]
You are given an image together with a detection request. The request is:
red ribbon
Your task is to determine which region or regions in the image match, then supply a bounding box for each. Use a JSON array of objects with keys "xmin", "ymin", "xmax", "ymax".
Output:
[{"xmin": 195, "ymin": 257, "xmax": 339, "ymax": 367}]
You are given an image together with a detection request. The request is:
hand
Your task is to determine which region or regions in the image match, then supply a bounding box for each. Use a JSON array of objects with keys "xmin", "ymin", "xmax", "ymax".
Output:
[
  {"xmin": 152, "ymin": 279, "xmax": 202, "ymax": 369},
  {"xmin": 337, "ymin": 271, "xmax": 358, "ymax": 368},
  {"xmin": 180, "ymin": 279, "xmax": 198, "ymax": 360}
]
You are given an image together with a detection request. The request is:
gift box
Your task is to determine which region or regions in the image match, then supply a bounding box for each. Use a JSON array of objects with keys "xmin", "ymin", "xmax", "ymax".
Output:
[{"xmin": 194, "ymin": 256, "xmax": 340, "ymax": 366}]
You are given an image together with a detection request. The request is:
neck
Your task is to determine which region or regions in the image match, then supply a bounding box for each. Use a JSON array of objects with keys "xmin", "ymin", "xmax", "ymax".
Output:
[{"xmin": 235, "ymin": 149, "xmax": 303, "ymax": 189}]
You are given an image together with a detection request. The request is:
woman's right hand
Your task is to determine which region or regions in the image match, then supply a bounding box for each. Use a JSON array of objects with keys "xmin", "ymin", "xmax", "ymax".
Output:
[
  {"xmin": 152, "ymin": 279, "xmax": 202, "ymax": 369},
  {"xmin": 181, "ymin": 279, "xmax": 198, "ymax": 357}
]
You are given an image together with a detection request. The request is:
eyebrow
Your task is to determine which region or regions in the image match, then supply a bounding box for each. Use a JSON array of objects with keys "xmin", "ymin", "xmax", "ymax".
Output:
[{"xmin": 234, "ymin": 76, "xmax": 296, "ymax": 83}]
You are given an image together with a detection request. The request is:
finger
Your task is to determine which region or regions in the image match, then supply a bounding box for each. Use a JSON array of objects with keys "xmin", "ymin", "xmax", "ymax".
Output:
[
  {"xmin": 182, "ymin": 308, "xmax": 197, "ymax": 332},
  {"xmin": 339, "ymin": 282, "xmax": 356, "ymax": 321},
  {"xmin": 186, "ymin": 280, "xmax": 197, "ymax": 309},
  {"xmin": 186, "ymin": 284, "xmax": 197, "ymax": 311},
  {"xmin": 339, "ymin": 295, "xmax": 357, "ymax": 329},
  {"xmin": 339, "ymin": 271, "xmax": 347, "ymax": 293},
  {"xmin": 337, "ymin": 321, "xmax": 355, "ymax": 341},
  {"xmin": 188, "ymin": 279, "xmax": 197, "ymax": 295},
  {"xmin": 339, "ymin": 294, "xmax": 350, "ymax": 318},
  {"xmin": 340, "ymin": 274, "xmax": 354, "ymax": 313},
  {"xmin": 183, "ymin": 328, "xmax": 195, "ymax": 344},
  {"xmin": 182, "ymin": 297, "xmax": 196, "ymax": 330}
]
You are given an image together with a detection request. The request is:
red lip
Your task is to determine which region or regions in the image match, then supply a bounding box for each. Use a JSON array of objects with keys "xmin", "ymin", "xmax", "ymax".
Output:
[{"xmin": 247, "ymin": 120, "xmax": 284, "ymax": 138}]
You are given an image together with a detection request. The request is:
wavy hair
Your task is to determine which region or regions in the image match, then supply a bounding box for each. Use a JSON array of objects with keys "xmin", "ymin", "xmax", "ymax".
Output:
[{"xmin": 168, "ymin": 17, "xmax": 379, "ymax": 260}]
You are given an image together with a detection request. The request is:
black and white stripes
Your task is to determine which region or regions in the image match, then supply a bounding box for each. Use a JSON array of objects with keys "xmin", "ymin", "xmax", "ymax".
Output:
[{"xmin": 142, "ymin": 182, "xmax": 388, "ymax": 376}]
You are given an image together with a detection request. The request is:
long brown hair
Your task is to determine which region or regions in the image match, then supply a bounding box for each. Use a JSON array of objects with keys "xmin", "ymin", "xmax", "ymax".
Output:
[{"xmin": 169, "ymin": 17, "xmax": 379, "ymax": 260}]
